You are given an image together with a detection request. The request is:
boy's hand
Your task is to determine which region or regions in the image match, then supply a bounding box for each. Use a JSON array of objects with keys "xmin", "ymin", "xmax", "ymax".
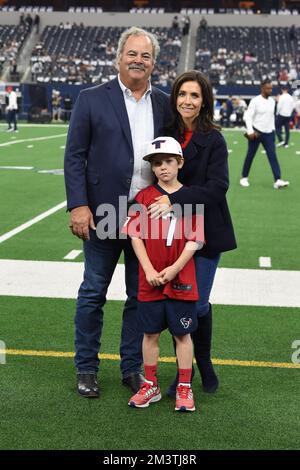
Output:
[
  {"xmin": 145, "ymin": 268, "xmax": 163, "ymax": 287},
  {"xmin": 158, "ymin": 265, "xmax": 179, "ymax": 284}
]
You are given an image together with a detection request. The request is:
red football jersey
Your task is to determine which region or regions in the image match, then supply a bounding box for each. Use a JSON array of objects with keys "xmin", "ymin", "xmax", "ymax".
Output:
[{"xmin": 122, "ymin": 185, "xmax": 204, "ymax": 301}]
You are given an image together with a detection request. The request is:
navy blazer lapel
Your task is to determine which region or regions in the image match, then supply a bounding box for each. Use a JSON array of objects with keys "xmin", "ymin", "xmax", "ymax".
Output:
[{"xmin": 105, "ymin": 78, "xmax": 133, "ymax": 153}]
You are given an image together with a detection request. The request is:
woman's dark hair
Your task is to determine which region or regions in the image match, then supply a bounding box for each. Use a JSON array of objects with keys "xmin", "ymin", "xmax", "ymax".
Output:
[{"xmin": 168, "ymin": 70, "xmax": 220, "ymax": 135}]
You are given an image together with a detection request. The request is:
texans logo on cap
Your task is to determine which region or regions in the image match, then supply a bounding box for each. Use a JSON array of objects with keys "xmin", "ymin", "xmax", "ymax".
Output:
[{"xmin": 143, "ymin": 136, "xmax": 183, "ymax": 161}]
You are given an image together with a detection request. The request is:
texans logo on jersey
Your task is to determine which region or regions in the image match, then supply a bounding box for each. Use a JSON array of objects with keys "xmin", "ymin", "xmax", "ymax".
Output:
[{"xmin": 180, "ymin": 317, "xmax": 193, "ymax": 329}]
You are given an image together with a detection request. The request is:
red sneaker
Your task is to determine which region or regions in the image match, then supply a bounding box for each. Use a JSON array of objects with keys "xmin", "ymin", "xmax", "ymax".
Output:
[
  {"xmin": 128, "ymin": 380, "xmax": 161, "ymax": 408},
  {"xmin": 175, "ymin": 383, "xmax": 195, "ymax": 412}
]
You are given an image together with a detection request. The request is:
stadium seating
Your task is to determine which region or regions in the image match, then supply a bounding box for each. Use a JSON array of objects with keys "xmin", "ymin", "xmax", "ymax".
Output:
[
  {"xmin": 30, "ymin": 25, "xmax": 182, "ymax": 85},
  {"xmin": 0, "ymin": 23, "xmax": 32, "ymax": 69},
  {"xmin": 28, "ymin": 21, "xmax": 299, "ymax": 88},
  {"xmin": 195, "ymin": 26, "xmax": 300, "ymax": 85}
]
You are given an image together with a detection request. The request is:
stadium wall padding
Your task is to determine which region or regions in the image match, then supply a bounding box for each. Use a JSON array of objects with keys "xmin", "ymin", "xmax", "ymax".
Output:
[
  {"xmin": 20, "ymin": 82, "xmax": 170, "ymax": 117},
  {"xmin": 20, "ymin": 82, "xmax": 284, "ymax": 118}
]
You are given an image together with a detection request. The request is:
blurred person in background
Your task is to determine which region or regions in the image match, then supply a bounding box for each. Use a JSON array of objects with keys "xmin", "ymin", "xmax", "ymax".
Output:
[
  {"xmin": 6, "ymin": 86, "xmax": 18, "ymax": 133},
  {"xmin": 294, "ymin": 96, "xmax": 300, "ymax": 130},
  {"xmin": 275, "ymin": 85, "xmax": 295, "ymax": 148},
  {"xmin": 232, "ymin": 96, "xmax": 247, "ymax": 127},
  {"xmin": 51, "ymin": 89, "xmax": 62, "ymax": 121},
  {"xmin": 225, "ymin": 96, "xmax": 233, "ymax": 127},
  {"xmin": 63, "ymin": 94, "xmax": 72, "ymax": 122},
  {"xmin": 240, "ymin": 79, "xmax": 289, "ymax": 189}
]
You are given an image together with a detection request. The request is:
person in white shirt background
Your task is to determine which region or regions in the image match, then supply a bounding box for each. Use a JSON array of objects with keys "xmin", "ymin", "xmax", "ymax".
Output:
[
  {"xmin": 294, "ymin": 96, "xmax": 300, "ymax": 130},
  {"xmin": 240, "ymin": 78, "xmax": 289, "ymax": 190},
  {"xmin": 6, "ymin": 86, "xmax": 18, "ymax": 132},
  {"xmin": 275, "ymin": 85, "xmax": 295, "ymax": 148}
]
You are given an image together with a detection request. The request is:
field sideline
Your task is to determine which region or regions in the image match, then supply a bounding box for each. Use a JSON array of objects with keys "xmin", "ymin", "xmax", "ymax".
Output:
[{"xmin": 0, "ymin": 124, "xmax": 299, "ymax": 450}]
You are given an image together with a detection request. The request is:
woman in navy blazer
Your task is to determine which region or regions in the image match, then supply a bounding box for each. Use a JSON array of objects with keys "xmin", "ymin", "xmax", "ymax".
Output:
[{"xmin": 148, "ymin": 70, "xmax": 237, "ymax": 395}]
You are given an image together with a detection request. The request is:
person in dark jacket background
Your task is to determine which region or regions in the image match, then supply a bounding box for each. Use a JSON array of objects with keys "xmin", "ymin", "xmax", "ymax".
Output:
[{"xmin": 147, "ymin": 70, "xmax": 237, "ymax": 395}]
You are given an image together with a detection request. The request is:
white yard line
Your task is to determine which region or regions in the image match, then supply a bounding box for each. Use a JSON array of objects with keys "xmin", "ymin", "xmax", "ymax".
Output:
[
  {"xmin": 0, "ymin": 166, "xmax": 34, "ymax": 170},
  {"xmin": 0, "ymin": 260, "xmax": 300, "ymax": 307},
  {"xmin": 0, "ymin": 133, "xmax": 67, "ymax": 148},
  {"xmin": 37, "ymin": 169, "xmax": 64, "ymax": 174},
  {"xmin": 0, "ymin": 201, "xmax": 67, "ymax": 244},
  {"xmin": 63, "ymin": 250, "xmax": 83, "ymax": 260},
  {"xmin": 259, "ymin": 257, "xmax": 272, "ymax": 268}
]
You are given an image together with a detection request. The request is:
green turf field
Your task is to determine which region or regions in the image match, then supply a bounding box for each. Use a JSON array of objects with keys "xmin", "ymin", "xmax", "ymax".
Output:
[
  {"xmin": 0, "ymin": 297, "xmax": 299, "ymax": 450},
  {"xmin": 0, "ymin": 124, "xmax": 299, "ymax": 450}
]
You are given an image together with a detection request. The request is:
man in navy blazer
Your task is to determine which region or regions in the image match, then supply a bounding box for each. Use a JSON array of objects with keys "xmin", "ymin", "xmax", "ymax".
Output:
[{"xmin": 64, "ymin": 27, "xmax": 171, "ymax": 398}]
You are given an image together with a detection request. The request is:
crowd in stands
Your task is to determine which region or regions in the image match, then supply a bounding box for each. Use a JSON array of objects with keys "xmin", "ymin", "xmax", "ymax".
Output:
[
  {"xmin": 28, "ymin": 22, "xmax": 300, "ymax": 88},
  {"xmin": 195, "ymin": 25, "xmax": 300, "ymax": 86},
  {"xmin": 171, "ymin": 14, "xmax": 191, "ymax": 36},
  {"xmin": 0, "ymin": 22, "xmax": 31, "ymax": 75},
  {"xmin": 30, "ymin": 24, "xmax": 182, "ymax": 86},
  {"xmin": 0, "ymin": 12, "xmax": 41, "ymax": 79}
]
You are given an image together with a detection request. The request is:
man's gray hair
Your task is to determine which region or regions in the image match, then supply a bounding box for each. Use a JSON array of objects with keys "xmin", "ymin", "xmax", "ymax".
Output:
[{"xmin": 116, "ymin": 26, "xmax": 160, "ymax": 66}]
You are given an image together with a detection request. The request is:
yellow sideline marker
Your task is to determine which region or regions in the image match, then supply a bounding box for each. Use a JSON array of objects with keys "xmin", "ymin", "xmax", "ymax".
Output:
[{"xmin": 1, "ymin": 349, "xmax": 300, "ymax": 369}]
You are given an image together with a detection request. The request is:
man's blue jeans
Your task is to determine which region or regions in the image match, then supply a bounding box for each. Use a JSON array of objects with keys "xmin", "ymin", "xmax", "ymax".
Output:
[
  {"xmin": 194, "ymin": 254, "xmax": 221, "ymax": 317},
  {"xmin": 74, "ymin": 237, "xmax": 142, "ymax": 379},
  {"xmin": 242, "ymin": 130, "xmax": 281, "ymax": 181}
]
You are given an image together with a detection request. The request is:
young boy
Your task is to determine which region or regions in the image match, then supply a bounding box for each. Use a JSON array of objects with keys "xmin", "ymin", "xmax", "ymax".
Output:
[{"xmin": 122, "ymin": 137, "xmax": 204, "ymax": 412}]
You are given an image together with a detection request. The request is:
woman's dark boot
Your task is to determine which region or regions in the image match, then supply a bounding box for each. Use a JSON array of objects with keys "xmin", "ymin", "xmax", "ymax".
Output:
[{"xmin": 192, "ymin": 304, "xmax": 219, "ymax": 393}]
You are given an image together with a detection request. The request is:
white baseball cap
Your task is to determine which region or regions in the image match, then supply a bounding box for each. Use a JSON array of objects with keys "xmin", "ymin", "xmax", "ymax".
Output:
[{"xmin": 143, "ymin": 136, "xmax": 183, "ymax": 162}]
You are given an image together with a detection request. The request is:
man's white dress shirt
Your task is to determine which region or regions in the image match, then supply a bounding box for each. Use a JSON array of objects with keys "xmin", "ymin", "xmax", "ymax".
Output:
[{"xmin": 118, "ymin": 75, "xmax": 154, "ymax": 202}]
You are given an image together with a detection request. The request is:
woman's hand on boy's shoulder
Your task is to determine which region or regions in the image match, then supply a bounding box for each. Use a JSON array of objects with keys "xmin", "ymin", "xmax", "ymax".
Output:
[{"xmin": 147, "ymin": 195, "xmax": 171, "ymax": 219}]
